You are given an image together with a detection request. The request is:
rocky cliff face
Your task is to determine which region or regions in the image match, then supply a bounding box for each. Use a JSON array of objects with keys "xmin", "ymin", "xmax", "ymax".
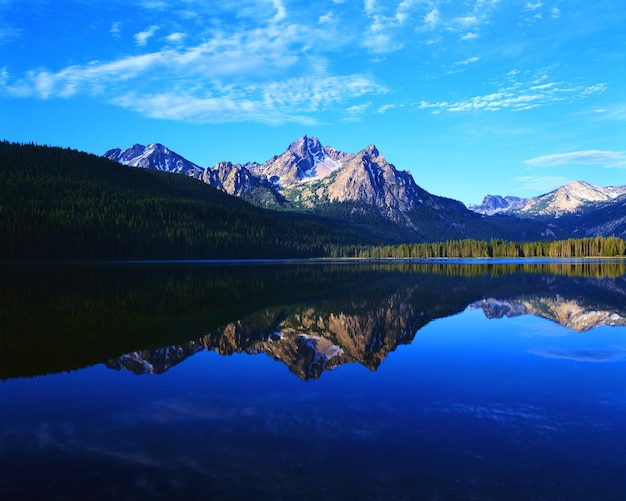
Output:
[
  {"xmin": 201, "ymin": 161, "xmax": 282, "ymax": 204},
  {"xmin": 248, "ymin": 135, "xmax": 352, "ymax": 187}
]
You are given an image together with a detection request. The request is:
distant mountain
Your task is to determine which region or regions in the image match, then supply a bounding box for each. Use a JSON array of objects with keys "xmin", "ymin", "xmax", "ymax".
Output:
[
  {"xmin": 470, "ymin": 181, "xmax": 626, "ymax": 218},
  {"xmin": 104, "ymin": 143, "xmax": 204, "ymax": 178},
  {"xmin": 468, "ymin": 195, "xmax": 528, "ymax": 215}
]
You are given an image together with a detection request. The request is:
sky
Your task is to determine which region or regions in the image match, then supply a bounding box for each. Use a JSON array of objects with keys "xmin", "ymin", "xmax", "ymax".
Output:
[{"xmin": 1, "ymin": 0, "xmax": 624, "ymax": 205}]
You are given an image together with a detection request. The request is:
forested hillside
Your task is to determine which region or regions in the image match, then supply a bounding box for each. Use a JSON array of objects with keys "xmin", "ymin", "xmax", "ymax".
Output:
[{"xmin": 0, "ymin": 142, "xmax": 372, "ymax": 260}]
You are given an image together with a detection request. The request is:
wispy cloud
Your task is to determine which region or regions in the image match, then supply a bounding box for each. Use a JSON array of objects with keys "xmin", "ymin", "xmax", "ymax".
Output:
[
  {"xmin": 525, "ymin": 2, "xmax": 543, "ymax": 12},
  {"xmin": 271, "ymin": 0, "xmax": 287, "ymax": 22},
  {"xmin": 165, "ymin": 32, "xmax": 185, "ymax": 44},
  {"xmin": 112, "ymin": 75, "xmax": 385, "ymax": 125},
  {"xmin": 342, "ymin": 102, "xmax": 371, "ymax": 122},
  {"xmin": 420, "ymin": 69, "xmax": 607, "ymax": 113},
  {"xmin": 460, "ymin": 32, "xmax": 479, "ymax": 41},
  {"xmin": 454, "ymin": 56, "xmax": 480, "ymax": 66},
  {"xmin": 524, "ymin": 150, "xmax": 626, "ymax": 168},
  {"xmin": 0, "ymin": 25, "xmax": 21, "ymax": 45},
  {"xmin": 423, "ymin": 8, "xmax": 440, "ymax": 30},
  {"xmin": 361, "ymin": 1, "xmax": 408, "ymax": 54},
  {"xmin": 363, "ymin": 0, "xmax": 497, "ymax": 54},
  {"xmin": 0, "ymin": 9, "xmax": 386, "ymax": 125},
  {"xmin": 110, "ymin": 22, "xmax": 122, "ymax": 39},
  {"xmin": 514, "ymin": 176, "xmax": 572, "ymax": 193},
  {"xmin": 134, "ymin": 25, "xmax": 160, "ymax": 46},
  {"xmin": 417, "ymin": 0, "xmax": 500, "ymax": 40}
]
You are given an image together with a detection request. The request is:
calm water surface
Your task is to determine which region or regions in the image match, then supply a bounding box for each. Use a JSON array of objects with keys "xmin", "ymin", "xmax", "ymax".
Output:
[{"xmin": 1, "ymin": 260, "xmax": 625, "ymax": 500}]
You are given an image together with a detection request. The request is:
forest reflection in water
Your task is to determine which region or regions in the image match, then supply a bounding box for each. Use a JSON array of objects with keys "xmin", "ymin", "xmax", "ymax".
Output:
[
  {"xmin": 2, "ymin": 258, "xmax": 626, "ymax": 380},
  {"xmin": 2, "ymin": 259, "xmax": 626, "ymax": 500}
]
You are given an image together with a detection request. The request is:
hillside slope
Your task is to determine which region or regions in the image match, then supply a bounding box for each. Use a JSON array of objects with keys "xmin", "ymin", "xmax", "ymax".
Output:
[{"xmin": 0, "ymin": 142, "xmax": 372, "ymax": 260}]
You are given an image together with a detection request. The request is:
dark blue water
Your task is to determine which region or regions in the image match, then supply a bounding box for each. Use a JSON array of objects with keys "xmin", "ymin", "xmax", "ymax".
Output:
[{"xmin": 1, "ymin": 261, "xmax": 625, "ymax": 500}]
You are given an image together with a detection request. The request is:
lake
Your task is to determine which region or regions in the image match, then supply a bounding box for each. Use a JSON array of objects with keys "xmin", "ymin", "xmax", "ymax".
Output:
[{"xmin": 1, "ymin": 260, "xmax": 626, "ymax": 500}]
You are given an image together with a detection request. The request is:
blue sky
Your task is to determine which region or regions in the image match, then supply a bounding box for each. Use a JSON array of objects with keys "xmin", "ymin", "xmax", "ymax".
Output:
[{"xmin": 1, "ymin": 0, "xmax": 624, "ymax": 204}]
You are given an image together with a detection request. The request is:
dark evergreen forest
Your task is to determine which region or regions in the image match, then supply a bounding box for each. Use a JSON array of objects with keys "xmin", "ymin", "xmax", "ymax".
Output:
[
  {"xmin": 336, "ymin": 237, "xmax": 626, "ymax": 259},
  {"xmin": 0, "ymin": 141, "xmax": 373, "ymax": 260}
]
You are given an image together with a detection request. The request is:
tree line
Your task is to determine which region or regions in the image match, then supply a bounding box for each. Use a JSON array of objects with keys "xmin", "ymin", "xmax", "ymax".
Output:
[{"xmin": 331, "ymin": 237, "xmax": 626, "ymax": 259}]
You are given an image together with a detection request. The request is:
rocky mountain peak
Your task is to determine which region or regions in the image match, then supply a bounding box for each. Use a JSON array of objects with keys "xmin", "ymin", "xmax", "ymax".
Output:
[
  {"xmin": 286, "ymin": 135, "xmax": 324, "ymax": 162},
  {"xmin": 521, "ymin": 180, "xmax": 626, "ymax": 217},
  {"xmin": 363, "ymin": 144, "xmax": 380, "ymax": 158},
  {"xmin": 468, "ymin": 194, "xmax": 528, "ymax": 215},
  {"xmin": 469, "ymin": 180, "xmax": 626, "ymax": 217},
  {"xmin": 104, "ymin": 143, "xmax": 203, "ymax": 178},
  {"xmin": 249, "ymin": 135, "xmax": 347, "ymax": 186}
]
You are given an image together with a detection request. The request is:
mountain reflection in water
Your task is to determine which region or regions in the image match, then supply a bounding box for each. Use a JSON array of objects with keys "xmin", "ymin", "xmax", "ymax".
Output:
[
  {"xmin": 3, "ymin": 259, "xmax": 625, "ymax": 381},
  {"xmin": 2, "ymin": 260, "xmax": 626, "ymax": 501}
]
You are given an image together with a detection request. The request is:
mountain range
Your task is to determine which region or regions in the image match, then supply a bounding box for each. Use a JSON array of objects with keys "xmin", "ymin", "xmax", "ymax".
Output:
[
  {"xmin": 469, "ymin": 180, "xmax": 626, "ymax": 217},
  {"xmin": 105, "ymin": 136, "xmax": 626, "ymax": 240}
]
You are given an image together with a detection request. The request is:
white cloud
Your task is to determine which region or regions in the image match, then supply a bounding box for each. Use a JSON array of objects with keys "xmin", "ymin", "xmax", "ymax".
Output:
[
  {"xmin": 460, "ymin": 32, "xmax": 479, "ymax": 40},
  {"xmin": 419, "ymin": 69, "xmax": 607, "ymax": 113},
  {"xmin": 134, "ymin": 25, "xmax": 159, "ymax": 47},
  {"xmin": 525, "ymin": 2, "xmax": 542, "ymax": 11},
  {"xmin": 423, "ymin": 8, "xmax": 440, "ymax": 29},
  {"xmin": 343, "ymin": 102, "xmax": 371, "ymax": 122},
  {"xmin": 396, "ymin": 0, "xmax": 419, "ymax": 24},
  {"xmin": 271, "ymin": 0, "xmax": 287, "ymax": 22},
  {"xmin": 360, "ymin": 0, "xmax": 425, "ymax": 54},
  {"xmin": 418, "ymin": 0, "xmax": 501, "ymax": 39},
  {"xmin": 361, "ymin": 1, "xmax": 410, "ymax": 54},
  {"xmin": 377, "ymin": 103, "xmax": 397, "ymax": 113},
  {"xmin": 454, "ymin": 15, "xmax": 479, "ymax": 27},
  {"xmin": 166, "ymin": 32, "xmax": 185, "ymax": 44},
  {"xmin": 0, "ymin": 26, "xmax": 20, "ymax": 46},
  {"xmin": 318, "ymin": 11, "xmax": 336, "ymax": 26},
  {"xmin": 112, "ymin": 75, "xmax": 385, "ymax": 125},
  {"xmin": 524, "ymin": 150, "xmax": 626, "ymax": 168},
  {"xmin": 110, "ymin": 22, "xmax": 121, "ymax": 39},
  {"xmin": 0, "ymin": 8, "xmax": 386, "ymax": 125},
  {"xmin": 454, "ymin": 56, "xmax": 480, "ymax": 65},
  {"xmin": 364, "ymin": 0, "xmax": 377, "ymax": 17}
]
